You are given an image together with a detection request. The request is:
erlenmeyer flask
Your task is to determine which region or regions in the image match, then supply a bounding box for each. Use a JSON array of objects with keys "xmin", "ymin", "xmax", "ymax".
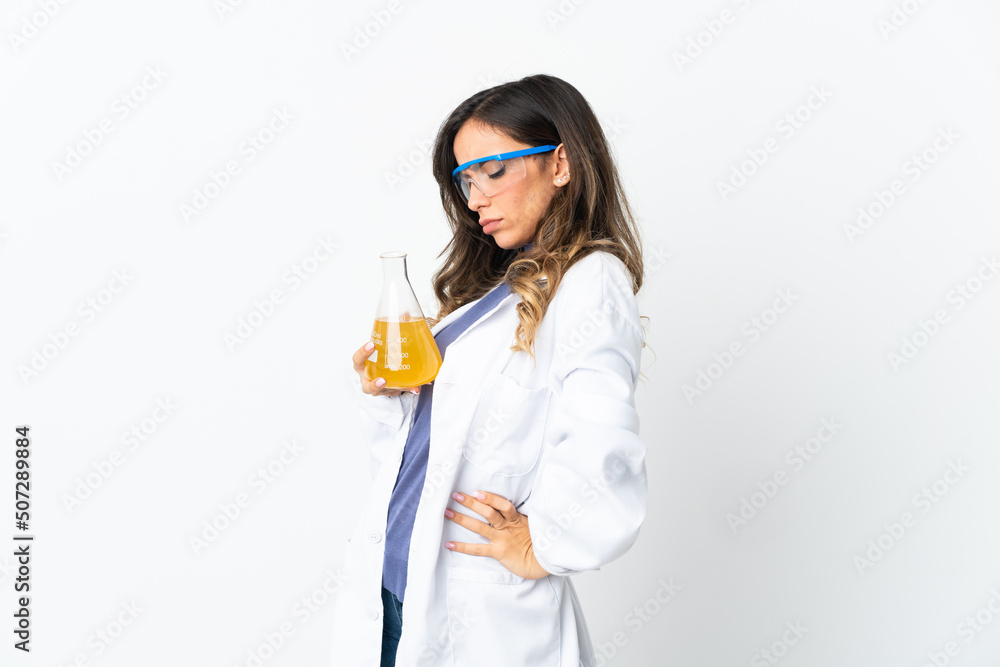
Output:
[{"xmin": 365, "ymin": 251, "xmax": 442, "ymax": 389}]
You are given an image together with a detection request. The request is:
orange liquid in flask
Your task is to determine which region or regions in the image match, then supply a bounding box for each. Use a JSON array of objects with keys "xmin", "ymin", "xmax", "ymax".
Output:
[{"xmin": 365, "ymin": 315, "xmax": 442, "ymax": 388}]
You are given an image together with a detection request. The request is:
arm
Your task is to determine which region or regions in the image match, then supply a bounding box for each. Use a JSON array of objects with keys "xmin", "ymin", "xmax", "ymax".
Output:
[{"xmin": 526, "ymin": 254, "xmax": 647, "ymax": 576}]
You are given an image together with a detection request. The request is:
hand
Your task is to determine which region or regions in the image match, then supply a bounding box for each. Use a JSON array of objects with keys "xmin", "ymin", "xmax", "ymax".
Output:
[
  {"xmin": 444, "ymin": 490, "xmax": 551, "ymax": 580},
  {"xmin": 352, "ymin": 342, "xmax": 421, "ymax": 397}
]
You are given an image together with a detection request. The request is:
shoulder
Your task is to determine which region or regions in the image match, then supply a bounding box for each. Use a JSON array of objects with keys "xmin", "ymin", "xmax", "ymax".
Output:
[
  {"xmin": 549, "ymin": 250, "xmax": 643, "ymax": 339},
  {"xmin": 544, "ymin": 250, "xmax": 644, "ymax": 380},
  {"xmin": 558, "ymin": 250, "xmax": 629, "ymax": 290}
]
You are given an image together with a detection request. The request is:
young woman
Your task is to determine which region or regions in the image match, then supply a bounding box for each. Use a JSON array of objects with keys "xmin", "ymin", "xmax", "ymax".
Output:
[{"xmin": 331, "ymin": 73, "xmax": 649, "ymax": 667}]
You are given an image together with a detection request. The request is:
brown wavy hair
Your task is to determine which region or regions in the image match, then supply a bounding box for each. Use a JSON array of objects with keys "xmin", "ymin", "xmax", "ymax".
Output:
[{"xmin": 428, "ymin": 74, "xmax": 649, "ymax": 367}]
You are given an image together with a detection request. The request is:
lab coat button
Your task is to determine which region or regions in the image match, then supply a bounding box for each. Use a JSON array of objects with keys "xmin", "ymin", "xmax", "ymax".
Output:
[
  {"xmin": 366, "ymin": 606, "xmax": 380, "ymax": 621},
  {"xmin": 368, "ymin": 530, "xmax": 382, "ymax": 543}
]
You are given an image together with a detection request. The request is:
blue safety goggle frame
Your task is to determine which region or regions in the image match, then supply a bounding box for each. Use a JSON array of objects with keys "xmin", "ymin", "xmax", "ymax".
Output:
[{"xmin": 452, "ymin": 145, "xmax": 559, "ymax": 176}]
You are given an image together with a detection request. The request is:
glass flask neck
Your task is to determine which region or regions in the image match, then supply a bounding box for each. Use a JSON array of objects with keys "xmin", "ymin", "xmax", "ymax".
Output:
[{"xmin": 381, "ymin": 251, "xmax": 409, "ymax": 282}]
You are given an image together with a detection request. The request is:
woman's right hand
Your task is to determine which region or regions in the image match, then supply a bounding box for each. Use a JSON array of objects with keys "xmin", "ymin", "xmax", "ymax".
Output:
[{"xmin": 353, "ymin": 342, "xmax": 421, "ymax": 397}]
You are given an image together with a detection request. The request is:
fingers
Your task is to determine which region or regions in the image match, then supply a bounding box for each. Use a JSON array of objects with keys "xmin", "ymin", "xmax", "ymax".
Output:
[
  {"xmin": 353, "ymin": 342, "xmax": 396, "ymax": 396},
  {"xmin": 466, "ymin": 490, "xmax": 517, "ymax": 518},
  {"xmin": 370, "ymin": 378, "xmax": 404, "ymax": 397},
  {"xmin": 351, "ymin": 342, "xmax": 373, "ymax": 374},
  {"xmin": 444, "ymin": 539, "xmax": 488, "ymax": 556},
  {"xmin": 449, "ymin": 490, "xmax": 509, "ymax": 526},
  {"xmin": 444, "ymin": 504, "xmax": 492, "ymax": 539},
  {"xmin": 353, "ymin": 342, "xmax": 420, "ymax": 397}
]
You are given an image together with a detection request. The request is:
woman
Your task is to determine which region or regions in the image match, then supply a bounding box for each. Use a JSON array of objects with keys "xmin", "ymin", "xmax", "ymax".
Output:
[{"xmin": 330, "ymin": 74, "xmax": 649, "ymax": 667}]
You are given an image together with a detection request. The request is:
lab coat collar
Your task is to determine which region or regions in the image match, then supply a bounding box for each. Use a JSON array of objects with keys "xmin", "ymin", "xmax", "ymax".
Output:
[
  {"xmin": 430, "ymin": 272, "xmax": 548, "ymax": 343},
  {"xmin": 430, "ymin": 284, "xmax": 515, "ymax": 341}
]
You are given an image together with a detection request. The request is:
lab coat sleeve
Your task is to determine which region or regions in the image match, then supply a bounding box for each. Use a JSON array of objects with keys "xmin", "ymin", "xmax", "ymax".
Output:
[
  {"xmin": 527, "ymin": 254, "xmax": 647, "ymax": 577},
  {"xmin": 349, "ymin": 371, "xmax": 416, "ymax": 480}
]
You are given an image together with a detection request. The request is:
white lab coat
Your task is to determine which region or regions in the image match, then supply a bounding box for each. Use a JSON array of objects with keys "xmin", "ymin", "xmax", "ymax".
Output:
[{"xmin": 329, "ymin": 250, "xmax": 647, "ymax": 667}]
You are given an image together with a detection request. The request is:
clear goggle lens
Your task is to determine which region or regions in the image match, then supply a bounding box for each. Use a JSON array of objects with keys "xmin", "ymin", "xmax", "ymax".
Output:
[{"xmin": 452, "ymin": 155, "xmax": 527, "ymax": 203}]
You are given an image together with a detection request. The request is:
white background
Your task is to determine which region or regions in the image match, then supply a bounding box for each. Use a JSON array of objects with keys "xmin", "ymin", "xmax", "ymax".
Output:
[{"xmin": 3, "ymin": 0, "xmax": 1000, "ymax": 665}]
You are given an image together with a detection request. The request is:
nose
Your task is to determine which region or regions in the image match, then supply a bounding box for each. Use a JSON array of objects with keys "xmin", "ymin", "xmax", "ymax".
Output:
[{"xmin": 466, "ymin": 180, "xmax": 490, "ymax": 210}]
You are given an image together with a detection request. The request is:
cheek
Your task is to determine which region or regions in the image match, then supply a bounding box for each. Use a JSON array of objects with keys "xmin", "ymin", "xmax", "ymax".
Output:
[
  {"xmin": 521, "ymin": 189, "xmax": 549, "ymax": 222},
  {"xmin": 516, "ymin": 188, "xmax": 542, "ymax": 212},
  {"xmin": 504, "ymin": 192, "xmax": 527, "ymax": 219},
  {"xmin": 504, "ymin": 184, "xmax": 546, "ymax": 228}
]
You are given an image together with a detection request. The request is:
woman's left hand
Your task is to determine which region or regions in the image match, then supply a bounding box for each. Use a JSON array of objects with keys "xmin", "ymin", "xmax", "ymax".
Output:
[{"xmin": 444, "ymin": 490, "xmax": 551, "ymax": 580}]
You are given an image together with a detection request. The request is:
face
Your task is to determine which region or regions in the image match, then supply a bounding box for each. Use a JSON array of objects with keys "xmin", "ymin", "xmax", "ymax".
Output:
[{"xmin": 452, "ymin": 120, "xmax": 570, "ymax": 250}]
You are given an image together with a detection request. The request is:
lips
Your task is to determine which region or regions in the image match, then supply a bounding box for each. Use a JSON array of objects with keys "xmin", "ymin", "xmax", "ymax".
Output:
[{"xmin": 480, "ymin": 218, "xmax": 501, "ymax": 233}]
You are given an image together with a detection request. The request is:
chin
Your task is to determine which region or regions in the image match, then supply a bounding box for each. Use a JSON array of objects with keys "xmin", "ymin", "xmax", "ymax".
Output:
[
  {"xmin": 493, "ymin": 234, "xmax": 527, "ymax": 251},
  {"xmin": 491, "ymin": 234, "xmax": 513, "ymax": 250}
]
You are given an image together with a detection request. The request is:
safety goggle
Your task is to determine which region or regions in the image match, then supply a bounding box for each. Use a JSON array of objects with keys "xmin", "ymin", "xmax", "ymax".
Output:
[{"xmin": 451, "ymin": 145, "xmax": 558, "ymax": 203}]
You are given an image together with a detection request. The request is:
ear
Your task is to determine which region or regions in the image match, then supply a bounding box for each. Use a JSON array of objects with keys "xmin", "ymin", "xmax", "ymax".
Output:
[{"xmin": 552, "ymin": 143, "xmax": 571, "ymax": 186}]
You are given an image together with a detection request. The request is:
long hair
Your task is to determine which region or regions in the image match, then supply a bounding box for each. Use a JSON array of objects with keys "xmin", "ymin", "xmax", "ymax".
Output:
[{"xmin": 428, "ymin": 73, "xmax": 649, "ymax": 365}]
